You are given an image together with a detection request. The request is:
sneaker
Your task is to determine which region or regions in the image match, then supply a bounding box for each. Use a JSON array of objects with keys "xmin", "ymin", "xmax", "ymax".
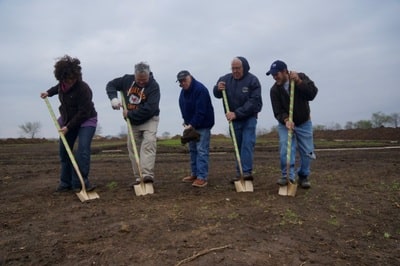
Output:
[
  {"xmin": 56, "ymin": 185, "xmax": 71, "ymax": 192},
  {"xmin": 192, "ymin": 179, "xmax": 208, "ymax": 188},
  {"xmin": 182, "ymin": 176, "xmax": 197, "ymax": 183},
  {"xmin": 131, "ymin": 178, "xmax": 141, "ymax": 186},
  {"xmin": 143, "ymin": 176, "xmax": 154, "ymax": 183},
  {"xmin": 299, "ymin": 178, "xmax": 311, "ymax": 189},
  {"xmin": 277, "ymin": 177, "xmax": 288, "ymax": 186}
]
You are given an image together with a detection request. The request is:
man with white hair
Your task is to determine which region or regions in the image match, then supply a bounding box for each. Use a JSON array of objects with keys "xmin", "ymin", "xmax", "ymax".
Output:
[{"xmin": 106, "ymin": 62, "xmax": 160, "ymax": 187}]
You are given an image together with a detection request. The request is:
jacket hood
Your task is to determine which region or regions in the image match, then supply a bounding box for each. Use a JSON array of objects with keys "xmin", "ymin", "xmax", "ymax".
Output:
[{"xmin": 237, "ymin": 56, "xmax": 250, "ymax": 76}]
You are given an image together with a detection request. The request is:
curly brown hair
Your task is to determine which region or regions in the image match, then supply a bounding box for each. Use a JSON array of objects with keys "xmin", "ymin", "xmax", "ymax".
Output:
[{"xmin": 53, "ymin": 55, "xmax": 82, "ymax": 82}]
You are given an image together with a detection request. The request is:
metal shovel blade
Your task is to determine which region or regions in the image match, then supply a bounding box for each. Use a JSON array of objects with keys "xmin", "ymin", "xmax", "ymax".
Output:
[
  {"xmin": 134, "ymin": 182, "xmax": 154, "ymax": 196},
  {"xmin": 278, "ymin": 182, "xmax": 297, "ymax": 197},
  {"xmin": 234, "ymin": 180, "xmax": 254, "ymax": 192},
  {"xmin": 76, "ymin": 190, "xmax": 100, "ymax": 202}
]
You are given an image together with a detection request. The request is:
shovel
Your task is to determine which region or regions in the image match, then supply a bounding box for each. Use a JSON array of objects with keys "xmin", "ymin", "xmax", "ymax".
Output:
[
  {"xmin": 278, "ymin": 79, "xmax": 297, "ymax": 197},
  {"xmin": 44, "ymin": 97, "xmax": 99, "ymax": 202},
  {"xmin": 120, "ymin": 92, "xmax": 154, "ymax": 196},
  {"xmin": 222, "ymin": 89, "xmax": 253, "ymax": 192}
]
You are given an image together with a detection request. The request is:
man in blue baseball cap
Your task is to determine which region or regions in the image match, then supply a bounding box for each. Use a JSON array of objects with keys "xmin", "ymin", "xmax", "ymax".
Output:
[
  {"xmin": 266, "ymin": 60, "xmax": 318, "ymax": 189},
  {"xmin": 266, "ymin": 60, "xmax": 287, "ymax": 76}
]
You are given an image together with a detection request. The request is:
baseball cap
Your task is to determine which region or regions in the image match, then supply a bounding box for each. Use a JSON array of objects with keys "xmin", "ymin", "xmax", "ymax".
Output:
[
  {"xmin": 176, "ymin": 70, "xmax": 190, "ymax": 82},
  {"xmin": 266, "ymin": 60, "xmax": 287, "ymax": 76}
]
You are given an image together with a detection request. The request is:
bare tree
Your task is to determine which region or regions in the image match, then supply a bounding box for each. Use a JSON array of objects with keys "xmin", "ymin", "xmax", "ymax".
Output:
[
  {"xmin": 390, "ymin": 113, "xmax": 399, "ymax": 128},
  {"xmin": 355, "ymin": 120, "xmax": 372, "ymax": 129},
  {"xmin": 344, "ymin": 121, "xmax": 354, "ymax": 129},
  {"xmin": 19, "ymin": 121, "xmax": 41, "ymax": 138},
  {"xmin": 161, "ymin": 131, "xmax": 171, "ymax": 139},
  {"xmin": 371, "ymin": 112, "xmax": 391, "ymax": 128},
  {"xmin": 119, "ymin": 125, "xmax": 128, "ymax": 138}
]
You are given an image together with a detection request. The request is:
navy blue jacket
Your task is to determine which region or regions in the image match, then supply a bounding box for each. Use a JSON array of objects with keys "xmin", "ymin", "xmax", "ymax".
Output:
[
  {"xmin": 179, "ymin": 77, "xmax": 214, "ymax": 129},
  {"xmin": 213, "ymin": 57, "xmax": 262, "ymax": 120}
]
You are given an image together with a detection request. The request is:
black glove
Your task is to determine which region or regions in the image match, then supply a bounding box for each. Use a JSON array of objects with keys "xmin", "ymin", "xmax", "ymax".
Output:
[{"xmin": 181, "ymin": 127, "xmax": 200, "ymax": 144}]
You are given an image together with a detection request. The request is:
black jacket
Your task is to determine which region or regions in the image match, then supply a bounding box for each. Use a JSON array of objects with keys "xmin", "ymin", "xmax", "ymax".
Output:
[
  {"xmin": 270, "ymin": 73, "xmax": 318, "ymax": 125},
  {"xmin": 47, "ymin": 81, "xmax": 97, "ymax": 130}
]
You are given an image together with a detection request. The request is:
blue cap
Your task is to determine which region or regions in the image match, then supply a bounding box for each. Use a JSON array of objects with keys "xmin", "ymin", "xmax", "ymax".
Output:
[{"xmin": 266, "ymin": 60, "xmax": 287, "ymax": 76}]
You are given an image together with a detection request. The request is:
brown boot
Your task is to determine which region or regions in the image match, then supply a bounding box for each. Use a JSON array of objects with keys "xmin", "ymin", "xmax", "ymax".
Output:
[{"xmin": 182, "ymin": 176, "xmax": 196, "ymax": 183}]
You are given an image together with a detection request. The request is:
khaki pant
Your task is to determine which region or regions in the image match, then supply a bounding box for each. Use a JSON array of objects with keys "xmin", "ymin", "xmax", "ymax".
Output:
[{"xmin": 127, "ymin": 116, "xmax": 159, "ymax": 180}]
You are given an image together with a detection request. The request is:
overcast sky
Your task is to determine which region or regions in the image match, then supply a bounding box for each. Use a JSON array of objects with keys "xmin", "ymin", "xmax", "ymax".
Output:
[{"xmin": 0, "ymin": 0, "xmax": 399, "ymax": 138}]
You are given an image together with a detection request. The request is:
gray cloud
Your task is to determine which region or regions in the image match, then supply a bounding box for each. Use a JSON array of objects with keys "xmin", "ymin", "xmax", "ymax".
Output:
[{"xmin": 0, "ymin": 0, "xmax": 399, "ymax": 138}]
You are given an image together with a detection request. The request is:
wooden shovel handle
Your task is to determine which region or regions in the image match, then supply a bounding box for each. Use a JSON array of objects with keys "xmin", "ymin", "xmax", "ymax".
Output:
[
  {"xmin": 222, "ymin": 89, "xmax": 244, "ymax": 178},
  {"xmin": 120, "ymin": 91, "xmax": 143, "ymax": 180}
]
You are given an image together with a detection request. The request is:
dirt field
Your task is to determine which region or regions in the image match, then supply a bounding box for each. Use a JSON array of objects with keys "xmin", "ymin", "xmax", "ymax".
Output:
[{"xmin": 1, "ymin": 128, "xmax": 399, "ymax": 265}]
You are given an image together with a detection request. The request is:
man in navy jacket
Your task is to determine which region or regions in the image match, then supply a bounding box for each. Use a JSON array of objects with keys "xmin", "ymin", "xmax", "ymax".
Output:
[
  {"xmin": 214, "ymin": 57, "xmax": 263, "ymax": 183},
  {"xmin": 178, "ymin": 70, "xmax": 214, "ymax": 188}
]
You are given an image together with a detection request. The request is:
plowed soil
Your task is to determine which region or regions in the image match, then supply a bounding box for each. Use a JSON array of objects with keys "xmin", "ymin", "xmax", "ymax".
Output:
[{"xmin": 1, "ymin": 128, "xmax": 399, "ymax": 265}]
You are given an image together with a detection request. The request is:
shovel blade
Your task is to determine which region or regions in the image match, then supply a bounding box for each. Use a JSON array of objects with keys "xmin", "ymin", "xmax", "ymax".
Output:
[
  {"xmin": 278, "ymin": 182, "xmax": 297, "ymax": 197},
  {"xmin": 234, "ymin": 180, "xmax": 254, "ymax": 192},
  {"xmin": 287, "ymin": 182, "xmax": 297, "ymax": 197},
  {"xmin": 278, "ymin": 185, "xmax": 288, "ymax": 196},
  {"xmin": 76, "ymin": 190, "xmax": 100, "ymax": 202},
  {"xmin": 134, "ymin": 182, "xmax": 154, "ymax": 196}
]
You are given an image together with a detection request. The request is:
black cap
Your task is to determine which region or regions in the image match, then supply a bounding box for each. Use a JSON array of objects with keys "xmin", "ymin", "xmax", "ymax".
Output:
[{"xmin": 176, "ymin": 70, "xmax": 190, "ymax": 82}]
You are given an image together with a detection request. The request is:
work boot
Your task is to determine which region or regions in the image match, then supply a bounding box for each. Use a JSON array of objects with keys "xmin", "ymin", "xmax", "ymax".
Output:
[
  {"xmin": 56, "ymin": 185, "xmax": 71, "ymax": 192},
  {"xmin": 182, "ymin": 176, "xmax": 196, "ymax": 183},
  {"xmin": 277, "ymin": 177, "xmax": 288, "ymax": 186},
  {"xmin": 72, "ymin": 183, "xmax": 96, "ymax": 193},
  {"xmin": 230, "ymin": 176, "xmax": 240, "ymax": 184},
  {"xmin": 143, "ymin": 176, "xmax": 154, "ymax": 183},
  {"xmin": 243, "ymin": 174, "xmax": 254, "ymax": 181},
  {"xmin": 299, "ymin": 177, "xmax": 311, "ymax": 189},
  {"xmin": 130, "ymin": 178, "xmax": 141, "ymax": 187}
]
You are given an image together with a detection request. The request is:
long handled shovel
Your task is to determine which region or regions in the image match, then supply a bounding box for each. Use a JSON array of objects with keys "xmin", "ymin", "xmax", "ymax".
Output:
[
  {"xmin": 222, "ymin": 89, "xmax": 253, "ymax": 192},
  {"xmin": 278, "ymin": 79, "xmax": 298, "ymax": 197},
  {"xmin": 44, "ymin": 97, "xmax": 99, "ymax": 202},
  {"xmin": 120, "ymin": 92, "xmax": 154, "ymax": 196}
]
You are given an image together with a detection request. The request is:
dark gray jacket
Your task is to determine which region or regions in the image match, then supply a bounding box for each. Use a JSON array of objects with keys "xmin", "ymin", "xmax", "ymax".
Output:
[{"xmin": 106, "ymin": 74, "xmax": 160, "ymax": 125}]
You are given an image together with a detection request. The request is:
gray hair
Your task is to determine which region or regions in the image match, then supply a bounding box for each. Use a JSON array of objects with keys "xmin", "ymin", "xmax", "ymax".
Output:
[{"xmin": 134, "ymin": 62, "xmax": 151, "ymax": 75}]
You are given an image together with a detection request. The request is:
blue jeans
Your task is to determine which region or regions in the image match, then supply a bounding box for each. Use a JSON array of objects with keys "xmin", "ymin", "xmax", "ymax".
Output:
[
  {"xmin": 231, "ymin": 116, "xmax": 257, "ymax": 176},
  {"xmin": 278, "ymin": 120, "xmax": 315, "ymax": 181},
  {"xmin": 188, "ymin": 128, "xmax": 211, "ymax": 180},
  {"xmin": 59, "ymin": 126, "xmax": 96, "ymax": 189}
]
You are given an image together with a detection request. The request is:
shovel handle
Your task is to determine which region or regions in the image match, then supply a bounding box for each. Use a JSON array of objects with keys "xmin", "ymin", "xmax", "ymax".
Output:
[
  {"xmin": 44, "ymin": 97, "xmax": 87, "ymax": 191},
  {"xmin": 222, "ymin": 89, "xmax": 244, "ymax": 178},
  {"xmin": 120, "ymin": 91, "xmax": 143, "ymax": 180},
  {"xmin": 286, "ymin": 80, "xmax": 295, "ymax": 182}
]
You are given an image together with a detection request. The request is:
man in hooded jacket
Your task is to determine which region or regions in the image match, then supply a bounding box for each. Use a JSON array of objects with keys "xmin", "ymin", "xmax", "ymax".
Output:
[
  {"xmin": 106, "ymin": 62, "xmax": 160, "ymax": 187},
  {"xmin": 213, "ymin": 57, "xmax": 263, "ymax": 183}
]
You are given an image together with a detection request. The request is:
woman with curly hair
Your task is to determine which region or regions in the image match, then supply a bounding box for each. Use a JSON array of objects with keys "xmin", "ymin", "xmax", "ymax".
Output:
[{"xmin": 40, "ymin": 55, "xmax": 97, "ymax": 192}]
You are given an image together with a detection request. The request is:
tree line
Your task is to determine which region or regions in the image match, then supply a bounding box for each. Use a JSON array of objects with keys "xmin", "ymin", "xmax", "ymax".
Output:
[{"xmin": 17, "ymin": 111, "xmax": 399, "ymax": 139}]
